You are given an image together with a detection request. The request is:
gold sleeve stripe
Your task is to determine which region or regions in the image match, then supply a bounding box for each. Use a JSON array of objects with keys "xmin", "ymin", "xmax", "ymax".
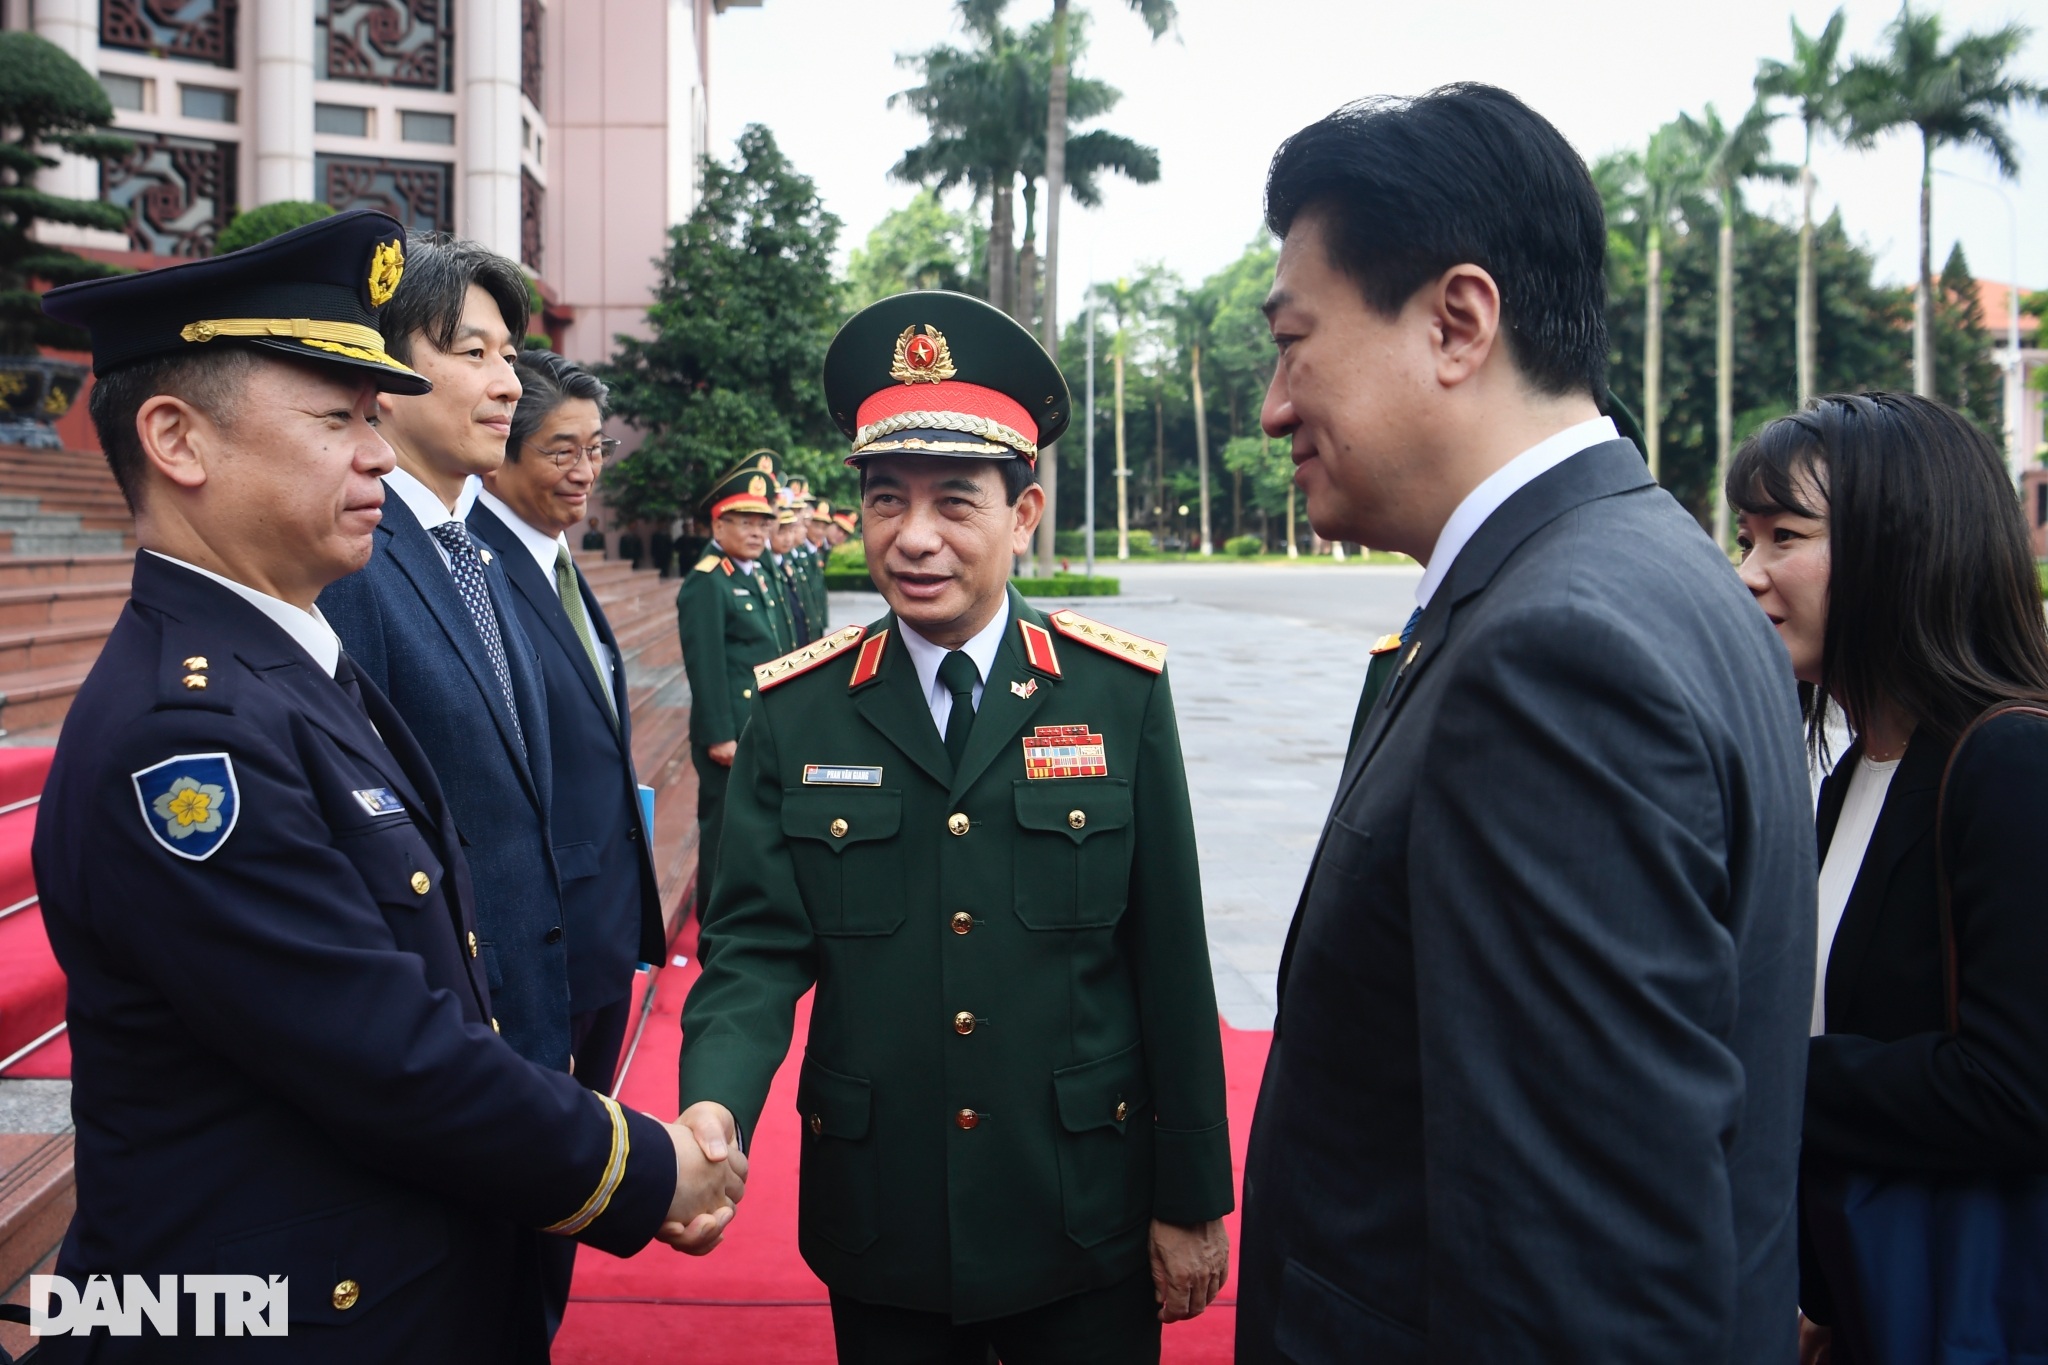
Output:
[{"xmin": 543, "ymin": 1093, "xmax": 630, "ymax": 1236}]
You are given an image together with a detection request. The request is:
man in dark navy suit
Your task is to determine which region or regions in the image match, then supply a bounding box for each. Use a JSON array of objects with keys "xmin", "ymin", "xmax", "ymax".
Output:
[
  {"xmin": 1236, "ymin": 88, "xmax": 1812, "ymax": 1363},
  {"xmin": 33, "ymin": 210, "xmax": 744, "ymax": 1362},
  {"xmin": 318, "ymin": 237, "xmax": 575, "ymax": 1073},
  {"xmin": 472, "ymin": 350, "xmax": 669, "ymax": 1333}
]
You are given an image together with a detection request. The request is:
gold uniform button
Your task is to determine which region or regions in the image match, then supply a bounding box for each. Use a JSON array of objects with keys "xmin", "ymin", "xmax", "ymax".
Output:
[
  {"xmin": 953, "ymin": 1010, "xmax": 975, "ymax": 1036},
  {"xmin": 954, "ymin": 1108, "xmax": 980, "ymax": 1131},
  {"xmin": 182, "ymin": 674, "xmax": 207, "ymax": 689},
  {"xmin": 809, "ymin": 1113, "xmax": 823, "ymax": 1135},
  {"xmin": 410, "ymin": 871, "xmax": 431, "ymax": 895},
  {"xmin": 744, "ymin": 603, "xmax": 754, "ymax": 611},
  {"xmin": 183, "ymin": 656, "xmax": 209, "ymax": 671},
  {"xmin": 950, "ymin": 911, "xmax": 973, "ymax": 935},
  {"xmin": 829, "ymin": 818, "xmax": 849, "ymax": 838},
  {"xmin": 1115, "ymin": 1101, "xmax": 1129, "ymax": 1123},
  {"xmin": 947, "ymin": 812, "xmax": 970, "ymax": 836},
  {"xmin": 467, "ymin": 930, "xmax": 478, "ymax": 958},
  {"xmin": 1068, "ymin": 809, "xmax": 1086, "ymax": 830},
  {"xmin": 332, "ymin": 1279, "xmax": 360, "ymax": 1311},
  {"xmin": 742, "ymin": 688, "xmax": 753, "ymax": 698}
]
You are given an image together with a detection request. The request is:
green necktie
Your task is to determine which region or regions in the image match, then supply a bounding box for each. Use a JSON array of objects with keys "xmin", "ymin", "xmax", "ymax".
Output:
[
  {"xmin": 555, "ymin": 543, "xmax": 616, "ymax": 724},
  {"xmin": 938, "ymin": 649, "xmax": 980, "ymax": 768}
]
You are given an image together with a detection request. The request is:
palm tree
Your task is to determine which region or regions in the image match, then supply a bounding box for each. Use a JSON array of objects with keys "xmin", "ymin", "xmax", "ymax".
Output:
[
  {"xmin": 1614, "ymin": 123, "xmax": 1705, "ymax": 483},
  {"xmin": 1089, "ymin": 273, "xmax": 1164, "ymax": 559},
  {"xmin": 1756, "ymin": 9, "xmax": 1846, "ymax": 407},
  {"xmin": 1682, "ymin": 97, "xmax": 1792, "ymax": 550},
  {"xmin": 1839, "ymin": 6, "xmax": 2044, "ymax": 397},
  {"xmin": 1171, "ymin": 284, "xmax": 1219, "ymax": 555},
  {"xmin": 1035, "ymin": 0, "xmax": 1173, "ymax": 573}
]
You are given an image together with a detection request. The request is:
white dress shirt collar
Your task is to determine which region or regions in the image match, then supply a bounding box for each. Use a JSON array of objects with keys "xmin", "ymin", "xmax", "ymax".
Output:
[
  {"xmin": 475, "ymin": 487, "xmax": 569, "ymax": 596},
  {"xmin": 1414, "ymin": 415, "xmax": 1617, "ymax": 609},
  {"xmin": 385, "ymin": 467, "xmax": 479, "ymax": 531},
  {"xmin": 898, "ymin": 599, "xmax": 1012, "ymax": 738},
  {"xmin": 145, "ymin": 550, "xmax": 342, "ymax": 677}
]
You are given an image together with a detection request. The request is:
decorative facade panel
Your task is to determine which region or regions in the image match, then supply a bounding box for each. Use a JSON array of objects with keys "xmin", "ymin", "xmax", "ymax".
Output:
[
  {"xmin": 521, "ymin": 0, "xmax": 543, "ymax": 108},
  {"xmin": 100, "ymin": 0, "xmax": 238, "ymax": 68},
  {"xmin": 520, "ymin": 169, "xmax": 543, "ymax": 274},
  {"xmin": 317, "ymin": 153, "xmax": 452, "ymax": 234},
  {"xmin": 318, "ymin": 0, "xmax": 453, "ymax": 92},
  {"xmin": 100, "ymin": 133, "xmax": 237, "ymax": 257}
]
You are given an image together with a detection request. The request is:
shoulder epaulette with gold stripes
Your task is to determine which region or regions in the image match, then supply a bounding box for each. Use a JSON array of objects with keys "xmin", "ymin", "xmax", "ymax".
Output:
[
  {"xmin": 848, "ymin": 629, "xmax": 889, "ymax": 689},
  {"xmin": 1047, "ymin": 608, "xmax": 1167, "ymax": 674},
  {"xmin": 1368, "ymin": 633, "xmax": 1403, "ymax": 655},
  {"xmin": 693, "ymin": 554, "xmax": 721, "ymax": 574},
  {"xmin": 755, "ymin": 624, "xmax": 866, "ymax": 692}
]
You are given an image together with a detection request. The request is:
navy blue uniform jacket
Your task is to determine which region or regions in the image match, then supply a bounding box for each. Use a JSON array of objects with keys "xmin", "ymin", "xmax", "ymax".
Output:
[
  {"xmin": 468, "ymin": 501, "xmax": 665, "ymax": 1007},
  {"xmin": 32, "ymin": 554, "xmax": 675, "ymax": 1362},
  {"xmin": 320, "ymin": 485, "xmax": 572, "ymax": 1069},
  {"xmin": 1237, "ymin": 442, "xmax": 1815, "ymax": 1364}
]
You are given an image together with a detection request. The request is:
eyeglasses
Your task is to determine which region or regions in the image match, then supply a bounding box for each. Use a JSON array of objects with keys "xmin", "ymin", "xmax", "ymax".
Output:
[{"xmin": 526, "ymin": 437, "xmax": 619, "ymax": 470}]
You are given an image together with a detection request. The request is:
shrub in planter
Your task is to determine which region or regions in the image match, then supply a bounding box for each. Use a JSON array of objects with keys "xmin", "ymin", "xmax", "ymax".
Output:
[{"xmin": 1225, "ymin": 535, "xmax": 1263, "ymax": 557}]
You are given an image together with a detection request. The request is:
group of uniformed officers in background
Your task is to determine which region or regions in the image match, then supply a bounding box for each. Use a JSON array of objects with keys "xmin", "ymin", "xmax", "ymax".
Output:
[{"xmin": 27, "ymin": 203, "xmax": 1227, "ymax": 1363}]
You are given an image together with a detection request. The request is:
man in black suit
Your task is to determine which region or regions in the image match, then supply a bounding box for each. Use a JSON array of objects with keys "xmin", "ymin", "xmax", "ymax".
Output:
[
  {"xmin": 1235, "ymin": 86, "xmax": 1814, "ymax": 1363},
  {"xmin": 319, "ymin": 238, "xmax": 574, "ymax": 1073},
  {"xmin": 471, "ymin": 351, "xmax": 670, "ymax": 1331}
]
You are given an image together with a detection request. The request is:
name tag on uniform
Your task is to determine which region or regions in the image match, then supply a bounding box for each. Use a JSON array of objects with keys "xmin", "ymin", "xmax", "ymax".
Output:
[
  {"xmin": 352, "ymin": 787, "xmax": 407, "ymax": 816},
  {"xmin": 803, "ymin": 765, "xmax": 883, "ymax": 786}
]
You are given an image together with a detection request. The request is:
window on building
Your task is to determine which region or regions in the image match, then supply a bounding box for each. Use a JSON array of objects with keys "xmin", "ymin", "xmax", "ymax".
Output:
[
  {"xmin": 101, "ymin": 0, "xmax": 237, "ymax": 68},
  {"xmin": 100, "ymin": 132, "xmax": 237, "ymax": 257},
  {"xmin": 100, "ymin": 72, "xmax": 149, "ymax": 112},
  {"xmin": 2035, "ymin": 481, "xmax": 2046, "ymax": 528},
  {"xmin": 180, "ymin": 85, "xmax": 237, "ymax": 123},
  {"xmin": 399, "ymin": 111, "xmax": 455, "ymax": 145},
  {"xmin": 521, "ymin": 169, "xmax": 542, "ymax": 274},
  {"xmin": 318, "ymin": 0, "xmax": 453, "ymax": 92},
  {"xmin": 521, "ymin": 0, "xmax": 542, "ymax": 108},
  {"xmin": 314, "ymin": 103, "xmax": 371, "ymax": 137},
  {"xmin": 318, "ymin": 153, "xmax": 452, "ymax": 234}
]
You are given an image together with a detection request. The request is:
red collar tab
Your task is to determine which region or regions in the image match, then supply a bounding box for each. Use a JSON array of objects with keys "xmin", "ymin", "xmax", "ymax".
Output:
[
  {"xmin": 1018, "ymin": 619, "xmax": 1062, "ymax": 679},
  {"xmin": 720, "ymin": 557, "xmax": 734, "ymax": 576},
  {"xmin": 848, "ymin": 629, "xmax": 890, "ymax": 690}
]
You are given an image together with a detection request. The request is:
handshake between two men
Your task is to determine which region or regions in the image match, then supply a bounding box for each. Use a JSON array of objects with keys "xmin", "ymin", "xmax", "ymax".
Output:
[{"xmin": 656, "ymin": 1102, "xmax": 750, "ymax": 1254}]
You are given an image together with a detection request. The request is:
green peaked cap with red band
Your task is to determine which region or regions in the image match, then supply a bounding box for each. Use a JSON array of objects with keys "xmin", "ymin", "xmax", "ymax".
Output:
[{"xmin": 823, "ymin": 290, "xmax": 1070, "ymax": 467}]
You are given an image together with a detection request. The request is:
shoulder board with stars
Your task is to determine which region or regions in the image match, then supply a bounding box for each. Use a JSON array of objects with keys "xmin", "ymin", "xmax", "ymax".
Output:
[
  {"xmin": 755, "ymin": 624, "xmax": 866, "ymax": 692},
  {"xmin": 1047, "ymin": 609, "xmax": 1166, "ymax": 674},
  {"xmin": 1368, "ymin": 633, "xmax": 1404, "ymax": 656},
  {"xmin": 693, "ymin": 554, "xmax": 721, "ymax": 574}
]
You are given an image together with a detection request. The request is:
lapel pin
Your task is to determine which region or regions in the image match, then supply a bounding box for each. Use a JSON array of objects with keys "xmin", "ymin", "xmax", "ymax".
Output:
[{"xmin": 1010, "ymin": 678, "xmax": 1038, "ymax": 699}]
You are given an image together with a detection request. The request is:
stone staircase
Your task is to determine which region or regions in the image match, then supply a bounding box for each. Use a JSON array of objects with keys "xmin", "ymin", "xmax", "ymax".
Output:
[{"xmin": 0, "ymin": 447, "xmax": 135, "ymax": 557}]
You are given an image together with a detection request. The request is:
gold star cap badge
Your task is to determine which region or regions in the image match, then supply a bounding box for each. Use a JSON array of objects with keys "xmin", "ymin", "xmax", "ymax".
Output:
[{"xmin": 890, "ymin": 324, "xmax": 957, "ymax": 384}]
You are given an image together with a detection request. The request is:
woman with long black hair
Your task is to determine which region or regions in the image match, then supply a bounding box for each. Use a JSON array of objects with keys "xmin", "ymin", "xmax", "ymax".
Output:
[{"xmin": 1729, "ymin": 392, "xmax": 2048, "ymax": 1365}]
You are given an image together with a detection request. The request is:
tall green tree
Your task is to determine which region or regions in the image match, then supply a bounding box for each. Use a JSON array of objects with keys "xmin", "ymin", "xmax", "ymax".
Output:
[
  {"xmin": 1839, "ymin": 6, "xmax": 2044, "ymax": 397},
  {"xmin": 1681, "ymin": 97, "xmax": 1792, "ymax": 549},
  {"xmin": 599, "ymin": 125, "xmax": 842, "ymax": 524},
  {"xmin": 1934, "ymin": 242, "xmax": 2003, "ymax": 431},
  {"xmin": 1756, "ymin": 8, "xmax": 1847, "ymax": 405},
  {"xmin": 843, "ymin": 189, "xmax": 982, "ymax": 309},
  {"xmin": 0, "ymin": 31, "xmax": 132, "ymax": 354},
  {"xmin": 1031, "ymin": 0, "xmax": 1175, "ymax": 574},
  {"xmin": 1603, "ymin": 124, "xmax": 1707, "ymax": 482}
]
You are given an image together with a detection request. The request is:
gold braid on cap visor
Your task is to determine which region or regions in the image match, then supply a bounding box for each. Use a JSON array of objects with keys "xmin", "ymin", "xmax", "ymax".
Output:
[
  {"xmin": 852, "ymin": 409, "xmax": 1037, "ymax": 460},
  {"xmin": 179, "ymin": 317, "xmax": 415, "ymax": 373}
]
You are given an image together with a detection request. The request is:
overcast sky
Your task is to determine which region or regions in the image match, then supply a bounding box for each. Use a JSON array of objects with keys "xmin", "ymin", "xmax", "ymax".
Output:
[{"xmin": 710, "ymin": 0, "xmax": 2047, "ymax": 329}]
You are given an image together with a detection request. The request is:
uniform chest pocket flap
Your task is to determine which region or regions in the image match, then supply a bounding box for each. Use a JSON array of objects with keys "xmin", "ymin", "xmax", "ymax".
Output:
[
  {"xmin": 781, "ymin": 788, "xmax": 904, "ymax": 937},
  {"xmin": 1013, "ymin": 778, "xmax": 1134, "ymax": 930},
  {"xmin": 333, "ymin": 820, "xmax": 446, "ymax": 914}
]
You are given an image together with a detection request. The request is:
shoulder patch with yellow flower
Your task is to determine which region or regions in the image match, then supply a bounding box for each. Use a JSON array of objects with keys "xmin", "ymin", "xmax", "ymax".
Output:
[{"xmin": 131, "ymin": 753, "xmax": 240, "ymax": 861}]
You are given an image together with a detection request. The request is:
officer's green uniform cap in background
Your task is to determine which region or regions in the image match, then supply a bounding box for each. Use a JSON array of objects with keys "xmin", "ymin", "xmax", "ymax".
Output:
[
  {"xmin": 700, "ymin": 452, "xmax": 782, "ymax": 521},
  {"xmin": 39, "ymin": 208, "xmax": 430, "ymax": 396},
  {"xmin": 823, "ymin": 291, "xmax": 1070, "ymax": 468}
]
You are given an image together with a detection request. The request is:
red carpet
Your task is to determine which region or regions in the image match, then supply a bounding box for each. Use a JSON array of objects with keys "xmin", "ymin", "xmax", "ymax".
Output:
[
  {"xmin": 0, "ymin": 748, "xmax": 67, "ymax": 1079},
  {"xmin": 557, "ymin": 930, "xmax": 1271, "ymax": 1363}
]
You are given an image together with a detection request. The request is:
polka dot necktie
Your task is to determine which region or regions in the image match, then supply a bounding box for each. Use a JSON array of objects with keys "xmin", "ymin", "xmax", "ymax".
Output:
[{"xmin": 428, "ymin": 520, "xmax": 526, "ymax": 756}]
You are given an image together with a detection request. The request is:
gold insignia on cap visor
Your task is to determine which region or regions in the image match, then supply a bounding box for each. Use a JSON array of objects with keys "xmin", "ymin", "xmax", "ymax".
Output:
[
  {"xmin": 891, "ymin": 324, "xmax": 958, "ymax": 384},
  {"xmin": 367, "ymin": 239, "xmax": 405, "ymax": 307},
  {"xmin": 178, "ymin": 316, "xmax": 417, "ymax": 374}
]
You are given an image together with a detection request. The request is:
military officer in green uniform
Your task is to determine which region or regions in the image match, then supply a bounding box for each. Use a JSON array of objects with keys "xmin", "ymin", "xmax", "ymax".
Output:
[
  {"xmin": 678, "ymin": 291, "xmax": 1233, "ymax": 1363},
  {"xmin": 768, "ymin": 494, "xmax": 814, "ymax": 648},
  {"xmin": 786, "ymin": 476, "xmax": 830, "ymax": 630},
  {"xmin": 675, "ymin": 455, "xmax": 785, "ymax": 917}
]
